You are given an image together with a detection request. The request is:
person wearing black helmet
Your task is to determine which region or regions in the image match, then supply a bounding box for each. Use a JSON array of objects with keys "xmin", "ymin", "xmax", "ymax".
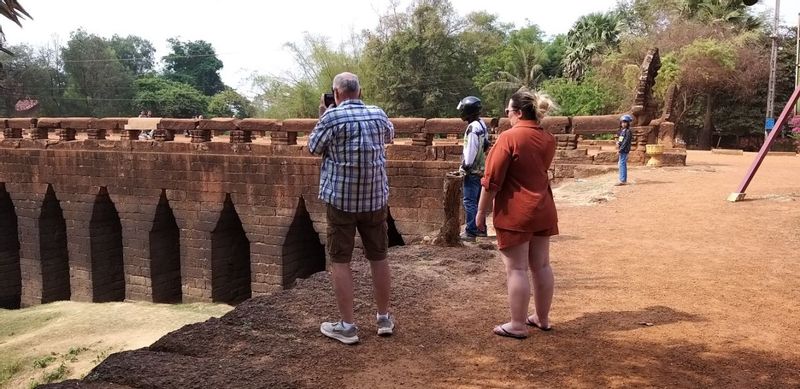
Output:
[
  {"xmin": 456, "ymin": 96, "xmax": 490, "ymax": 241},
  {"xmin": 616, "ymin": 114, "xmax": 633, "ymax": 186}
]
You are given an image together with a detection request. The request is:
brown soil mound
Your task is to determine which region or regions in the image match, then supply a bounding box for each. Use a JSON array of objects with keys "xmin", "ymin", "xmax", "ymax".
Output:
[{"xmin": 42, "ymin": 151, "xmax": 800, "ymax": 388}]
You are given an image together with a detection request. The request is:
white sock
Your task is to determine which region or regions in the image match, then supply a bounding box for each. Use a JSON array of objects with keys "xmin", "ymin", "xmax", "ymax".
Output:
[
  {"xmin": 377, "ymin": 312, "xmax": 389, "ymax": 321},
  {"xmin": 340, "ymin": 321, "xmax": 354, "ymax": 330}
]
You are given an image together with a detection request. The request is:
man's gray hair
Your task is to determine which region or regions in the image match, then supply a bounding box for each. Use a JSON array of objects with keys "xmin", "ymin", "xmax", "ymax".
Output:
[{"xmin": 333, "ymin": 72, "xmax": 360, "ymax": 94}]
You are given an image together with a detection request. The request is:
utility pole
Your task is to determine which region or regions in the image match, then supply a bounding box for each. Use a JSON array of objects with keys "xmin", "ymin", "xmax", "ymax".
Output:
[
  {"xmin": 795, "ymin": 12, "xmax": 799, "ymax": 115},
  {"xmin": 765, "ymin": 0, "xmax": 780, "ymax": 135}
]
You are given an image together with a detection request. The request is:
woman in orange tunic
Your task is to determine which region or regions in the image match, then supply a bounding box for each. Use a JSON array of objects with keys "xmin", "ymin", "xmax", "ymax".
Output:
[{"xmin": 477, "ymin": 90, "xmax": 558, "ymax": 339}]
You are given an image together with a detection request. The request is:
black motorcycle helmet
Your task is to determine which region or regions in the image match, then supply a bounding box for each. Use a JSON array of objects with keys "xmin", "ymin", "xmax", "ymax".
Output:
[{"xmin": 457, "ymin": 96, "xmax": 482, "ymax": 119}]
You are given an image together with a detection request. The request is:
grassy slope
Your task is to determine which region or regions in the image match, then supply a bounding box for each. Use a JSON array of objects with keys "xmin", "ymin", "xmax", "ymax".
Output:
[{"xmin": 0, "ymin": 301, "xmax": 232, "ymax": 388}]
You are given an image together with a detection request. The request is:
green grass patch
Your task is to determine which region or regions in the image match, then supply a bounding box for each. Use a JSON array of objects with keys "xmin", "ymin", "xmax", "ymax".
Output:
[
  {"xmin": 0, "ymin": 309, "xmax": 61, "ymax": 338},
  {"xmin": 32, "ymin": 355, "xmax": 56, "ymax": 369},
  {"xmin": 0, "ymin": 359, "xmax": 24, "ymax": 387}
]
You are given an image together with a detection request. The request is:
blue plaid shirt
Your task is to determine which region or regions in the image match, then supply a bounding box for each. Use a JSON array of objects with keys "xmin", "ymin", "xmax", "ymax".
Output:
[{"xmin": 308, "ymin": 99, "xmax": 394, "ymax": 213}]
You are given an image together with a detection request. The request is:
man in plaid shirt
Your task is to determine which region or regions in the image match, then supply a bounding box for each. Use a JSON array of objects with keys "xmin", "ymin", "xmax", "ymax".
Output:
[{"xmin": 308, "ymin": 72, "xmax": 395, "ymax": 345}]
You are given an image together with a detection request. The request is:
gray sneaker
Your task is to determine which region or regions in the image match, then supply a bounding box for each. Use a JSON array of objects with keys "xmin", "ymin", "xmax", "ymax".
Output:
[
  {"xmin": 460, "ymin": 231, "xmax": 476, "ymax": 242},
  {"xmin": 377, "ymin": 315, "xmax": 395, "ymax": 336},
  {"xmin": 320, "ymin": 321, "xmax": 359, "ymax": 344}
]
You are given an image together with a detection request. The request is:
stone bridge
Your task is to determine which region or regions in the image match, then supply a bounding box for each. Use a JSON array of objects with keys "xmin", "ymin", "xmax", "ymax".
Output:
[{"xmin": 0, "ymin": 49, "xmax": 683, "ymax": 309}]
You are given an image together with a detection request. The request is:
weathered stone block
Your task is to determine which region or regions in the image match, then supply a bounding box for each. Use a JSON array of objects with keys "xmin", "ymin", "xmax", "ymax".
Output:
[
  {"xmin": 198, "ymin": 118, "xmax": 239, "ymax": 131},
  {"xmin": 281, "ymin": 119, "xmax": 317, "ymax": 133},
  {"xmin": 270, "ymin": 131, "xmax": 298, "ymax": 146},
  {"xmin": 61, "ymin": 117, "xmax": 94, "ymax": 130},
  {"xmin": 424, "ymin": 118, "xmax": 463, "ymax": 134},
  {"xmin": 94, "ymin": 118, "xmax": 128, "ymax": 131},
  {"xmin": 7, "ymin": 118, "xmax": 36, "ymax": 129},
  {"xmin": 158, "ymin": 119, "xmax": 197, "ymax": 132},
  {"xmin": 571, "ymin": 115, "xmax": 619, "ymax": 135},
  {"xmin": 238, "ymin": 119, "xmax": 280, "ymax": 132},
  {"xmin": 659, "ymin": 151, "xmax": 687, "ymax": 166},
  {"xmin": 390, "ymin": 118, "xmax": 425, "ymax": 134},
  {"xmin": 541, "ymin": 116, "xmax": 571, "ymax": 134},
  {"xmin": 36, "ymin": 117, "xmax": 61, "ymax": 129}
]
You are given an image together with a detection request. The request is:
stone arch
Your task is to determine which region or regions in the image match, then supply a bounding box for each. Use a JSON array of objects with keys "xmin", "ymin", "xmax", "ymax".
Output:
[
  {"xmin": 89, "ymin": 187, "xmax": 125, "ymax": 302},
  {"xmin": 282, "ymin": 196, "xmax": 325, "ymax": 288},
  {"xmin": 40, "ymin": 184, "xmax": 71, "ymax": 303},
  {"xmin": 150, "ymin": 190, "xmax": 181, "ymax": 303},
  {"xmin": 0, "ymin": 183, "xmax": 21, "ymax": 309},
  {"xmin": 387, "ymin": 207, "xmax": 405, "ymax": 248},
  {"xmin": 211, "ymin": 194, "xmax": 251, "ymax": 305}
]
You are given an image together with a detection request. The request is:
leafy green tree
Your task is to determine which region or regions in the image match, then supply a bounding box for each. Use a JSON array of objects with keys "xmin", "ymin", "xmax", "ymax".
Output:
[
  {"xmin": 250, "ymin": 74, "xmax": 319, "ymax": 119},
  {"xmin": 540, "ymin": 74, "xmax": 621, "ymax": 116},
  {"xmin": 61, "ymin": 29, "xmax": 134, "ymax": 116},
  {"xmin": 477, "ymin": 26, "xmax": 548, "ymax": 115},
  {"xmin": 109, "ymin": 34, "xmax": 155, "ymax": 76},
  {"xmin": 0, "ymin": 44, "xmax": 66, "ymax": 116},
  {"xmin": 163, "ymin": 38, "xmax": 225, "ymax": 96},
  {"xmin": 207, "ymin": 88, "xmax": 254, "ymax": 118},
  {"xmin": 563, "ymin": 12, "xmax": 622, "ymax": 80},
  {"xmin": 250, "ymin": 33, "xmax": 363, "ymax": 119},
  {"xmin": 362, "ymin": 0, "xmax": 474, "ymax": 117},
  {"xmin": 133, "ymin": 76, "xmax": 208, "ymax": 118},
  {"xmin": 684, "ymin": 0, "xmax": 760, "ymax": 29}
]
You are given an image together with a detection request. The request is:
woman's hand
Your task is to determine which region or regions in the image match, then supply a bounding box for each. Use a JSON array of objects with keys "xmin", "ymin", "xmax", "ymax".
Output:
[{"xmin": 476, "ymin": 210, "xmax": 487, "ymax": 231}]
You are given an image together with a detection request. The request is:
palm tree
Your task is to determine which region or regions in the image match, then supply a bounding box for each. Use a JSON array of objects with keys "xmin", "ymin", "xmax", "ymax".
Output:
[
  {"xmin": 1, "ymin": 0, "xmax": 31, "ymax": 54},
  {"xmin": 563, "ymin": 12, "xmax": 621, "ymax": 81},
  {"xmin": 482, "ymin": 40, "xmax": 546, "ymax": 97},
  {"xmin": 684, "ymin": 0, "xmax": 760, "ymax": 29}
]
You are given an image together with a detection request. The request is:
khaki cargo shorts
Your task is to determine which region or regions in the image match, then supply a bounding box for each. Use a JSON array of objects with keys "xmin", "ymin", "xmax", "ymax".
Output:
[{"xmin": 326, "ymin": 203, "xmax": 388, "ymax": 263}]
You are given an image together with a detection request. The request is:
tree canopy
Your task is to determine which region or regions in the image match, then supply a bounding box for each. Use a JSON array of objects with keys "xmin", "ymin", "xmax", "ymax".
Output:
[{"xmin": 2, "ymin": 0, "xmax": 795, "ymax": 149}]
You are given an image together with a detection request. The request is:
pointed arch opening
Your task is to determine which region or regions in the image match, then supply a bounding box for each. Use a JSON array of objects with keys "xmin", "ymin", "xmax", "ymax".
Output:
[
  {"xmin": 89, "ymin": 187, "xmax": 125, "ymax": 302},
  {"xmin": 282, "ymin": 196, "xmax": 325, "ymax": 288},
  {"xmin": 211, "ymin": 194, "xmax": 251, "ymax": 305},
  {"xmin": 0, "ymin": 183, "xmax": 21, "ymax": 309},
  {"xmin": 150, "ymin": 190, "xmax": 181, "ymax": 303},
  {"xmin": 39, "ymin": 184, "xmax": 71, "ymax": 303}
]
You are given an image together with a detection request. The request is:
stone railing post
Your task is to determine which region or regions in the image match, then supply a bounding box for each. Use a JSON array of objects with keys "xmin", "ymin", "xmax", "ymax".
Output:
[
  {"xmin": 435, "ymin": 171, "xmax": 464, "ymax": 246},
  {"xmin": 198, "ymin": 118, "xmax": 238, "ymax": 143},
  {"xmin": 37, "ymin": 118, "xmax": 63, "ymax": 140},
  {"xmin": 124, "ymin": 117, "xmax": 161, "ymax": 140},
  {"xmin": 94, "ymin": 118, "xmax": 128, "ymax": 140},
  {"xmin": 389, "ymin": 118, "xmax": 426, "ymax": 146},
  {"xmin": 21, "ymin": 118, "xmax": 46, "ymax": 140},
  {"xmin": 280, "ymin": 119, "xmax": 316, "ymax": 146},
  {"xmin": 62, "ymin": 118, "xmax": 94, "ymax": 141},
  {"xmin": 1, "ymin": 118, "xmax": 23, "ymax": 139},
  {"xmin": 239, "ymin": 119, "xmax": 279, "ymax": 144},
  {"xmin": 158, "ymin": 119, "xmax": 198, "ymax": 142},
  {"xmin": 423, "ymin": 118, "xmax": 463, "ymax": 146}
]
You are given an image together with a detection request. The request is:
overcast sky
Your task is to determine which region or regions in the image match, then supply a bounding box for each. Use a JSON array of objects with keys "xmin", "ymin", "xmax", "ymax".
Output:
[{"xmin": 5, "ymin": 0, "xmax": 799, "ymax": 94}]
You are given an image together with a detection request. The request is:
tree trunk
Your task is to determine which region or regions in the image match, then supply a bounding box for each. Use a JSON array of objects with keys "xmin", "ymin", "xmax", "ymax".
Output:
[{"xmin": 698, "ymin": 93, "xmax": 714, "ymax": 150}]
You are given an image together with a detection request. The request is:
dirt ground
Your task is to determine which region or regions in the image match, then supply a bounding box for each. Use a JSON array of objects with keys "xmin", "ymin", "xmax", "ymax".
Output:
[
  {"xmin": 0, "ymin": 302, "xmax": 232, "ymax": 388},
  {"xmin": 43, "ymin": 150, "xmax": 800, "ymax": 388}
]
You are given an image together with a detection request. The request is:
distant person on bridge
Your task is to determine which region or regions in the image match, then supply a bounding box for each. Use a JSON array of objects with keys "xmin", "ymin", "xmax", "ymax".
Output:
[
  {"xmin": 477, "ymin": 90, "xmax": 559, "ymax": 339},
  {"xmin": 616, "ymin": 114, "xmax": 633, "ymax": 186},
  {"xmin": 457, "ymin": 96, "xmax": 490, "ymax": 242},
  {"xmin": 308, "ymin": 72, "xmax": 396, "ymax": 345}
]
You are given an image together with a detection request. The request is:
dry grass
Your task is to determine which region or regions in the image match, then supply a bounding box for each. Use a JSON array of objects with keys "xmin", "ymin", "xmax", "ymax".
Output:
[{"xmin": 0, "ymin": 301, "xmax": 232, "ymax": 388}]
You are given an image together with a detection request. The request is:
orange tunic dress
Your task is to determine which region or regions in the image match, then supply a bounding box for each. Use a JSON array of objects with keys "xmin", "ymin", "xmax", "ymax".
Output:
[{"xmin": 481, "ymin": 120, "xmax": 559, "ymax": 249}]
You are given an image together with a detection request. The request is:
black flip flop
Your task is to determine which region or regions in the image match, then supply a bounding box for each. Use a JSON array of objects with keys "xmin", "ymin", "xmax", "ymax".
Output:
[
  {"xmin": 493, "ymin": 325, "xmax": 528, "ymax": 339},
  {"xmin": 526, "ymin": 318, "xmax": 553, "ymax": 331}
]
